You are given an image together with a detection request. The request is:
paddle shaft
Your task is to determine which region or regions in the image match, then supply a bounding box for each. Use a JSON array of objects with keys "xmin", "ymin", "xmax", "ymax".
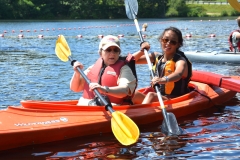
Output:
[
  {"xmin": 69, "ymin": 56, "xmax": 114, "ymax": 113},
  {"xmin": 124, "ymin": 0, "xmax": 173, "ymax": 132},
  {"xmin": 125, "ymin": 5, "xmax": 166, "ymax": 107},
  {"xmin": 132, "ymin": 18, "xmax": 170, "ymax": 121}
]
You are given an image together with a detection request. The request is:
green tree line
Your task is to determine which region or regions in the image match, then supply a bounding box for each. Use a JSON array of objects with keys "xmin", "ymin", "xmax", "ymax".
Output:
[
  {"xmin": 0, "ymin": 0, "xmax": 237, "ymax": 20},
  {"xmin": 0, "ymin": 0, "xmax": 165, "ymax": 19}
]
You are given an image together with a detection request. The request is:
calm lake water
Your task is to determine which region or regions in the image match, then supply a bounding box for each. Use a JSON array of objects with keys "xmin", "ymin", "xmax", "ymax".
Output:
[{"xmin": 0, "ymin": 18, "xmax": 240, "ymax": 159}]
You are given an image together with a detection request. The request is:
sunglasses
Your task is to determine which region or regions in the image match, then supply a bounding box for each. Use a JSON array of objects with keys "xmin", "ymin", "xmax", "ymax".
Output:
[
  {"xmin": 161, "ymin": 38, "xmax": 178, "ymax": 45},
  {"xmin": 103, "ymin": 48, "xmax": 120, "ymax": 53}
]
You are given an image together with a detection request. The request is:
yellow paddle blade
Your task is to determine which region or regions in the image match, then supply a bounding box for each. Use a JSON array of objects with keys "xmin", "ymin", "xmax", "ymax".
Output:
[
  {"xmin": 111, "ymin": 111, "xmax": 139, "ymax": 145},
  {"xmin": 55, "ymin": 35, "xmax": 71, "ymax": 62},
  {"xmin": 229, "ymin": 0, "xmax": 240, "ymax": 12}
]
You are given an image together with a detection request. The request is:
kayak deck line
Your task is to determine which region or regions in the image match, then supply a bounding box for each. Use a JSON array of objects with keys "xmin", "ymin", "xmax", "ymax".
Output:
[{"xmin": 20, "ymin": 83, "xmax": 199, "ymax": 111}]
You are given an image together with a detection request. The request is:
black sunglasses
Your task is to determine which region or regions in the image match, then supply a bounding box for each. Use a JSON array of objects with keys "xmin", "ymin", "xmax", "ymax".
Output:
[
  {"xmin": 103, "ymin": 48, "xmax": 120, "ymax": 53},
  {"xmin": 161, "ymin": 38, "xmax": 178, "ymax": 45}
]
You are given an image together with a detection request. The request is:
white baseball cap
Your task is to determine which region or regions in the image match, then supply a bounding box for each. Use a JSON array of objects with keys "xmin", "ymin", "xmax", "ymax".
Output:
[{"xmin": 99, "ymin": 35, "xmax": 121, "ymax": 51}]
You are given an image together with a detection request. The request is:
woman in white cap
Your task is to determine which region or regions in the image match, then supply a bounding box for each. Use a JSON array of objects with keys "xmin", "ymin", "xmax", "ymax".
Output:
[{"xmin": 70, "ymin": 35, "xmax": 137, "ymax": 106}]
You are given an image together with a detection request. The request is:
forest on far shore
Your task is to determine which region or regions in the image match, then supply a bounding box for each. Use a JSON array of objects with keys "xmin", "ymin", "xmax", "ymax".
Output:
[{"xmin": 0, "ymin": 0, "xmax": 239, "ymax": 20}]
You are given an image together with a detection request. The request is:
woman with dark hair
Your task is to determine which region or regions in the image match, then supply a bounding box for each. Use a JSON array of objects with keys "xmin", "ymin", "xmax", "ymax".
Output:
[{"xmin": 132, "ymin": 27, "xmax": 192, "ymax": 104}]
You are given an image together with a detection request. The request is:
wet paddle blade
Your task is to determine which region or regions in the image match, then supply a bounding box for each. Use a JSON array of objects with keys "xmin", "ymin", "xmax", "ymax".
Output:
[
  {"xmin": 55, "ymin": 35, "xmax": 71, "ymax": 62},
  {"xmin": 228, "ymin": 0, "xmax": 240, "ymax": 12},
  {"xmin": 161, "ymin": 112, "xmax": 183, "ymax": 136},
  {"xmin": 111, "ymin": 111, "xmax": 139, "ymax": 145},
  {"xmin": 124, "ymin": 0, "xmax": 138, "ymax": 19}
]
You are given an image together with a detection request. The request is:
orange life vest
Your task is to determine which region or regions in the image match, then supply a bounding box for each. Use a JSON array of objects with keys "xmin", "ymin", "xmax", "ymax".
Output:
[{"xmin": 152, "ymin": 52, "xmax": 192, "ymax": 96}]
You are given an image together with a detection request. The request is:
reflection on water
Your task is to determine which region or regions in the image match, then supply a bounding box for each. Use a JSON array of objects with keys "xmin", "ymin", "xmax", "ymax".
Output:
[{"xmin": 0, "ymin": 19, "xmax": 240, "ymax": 159}]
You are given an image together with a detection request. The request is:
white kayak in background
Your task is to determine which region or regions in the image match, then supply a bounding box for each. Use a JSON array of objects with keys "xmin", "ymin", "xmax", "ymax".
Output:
[{"xmin": 184, "ymin": 51, "xmax": 240, "ymax": 64}]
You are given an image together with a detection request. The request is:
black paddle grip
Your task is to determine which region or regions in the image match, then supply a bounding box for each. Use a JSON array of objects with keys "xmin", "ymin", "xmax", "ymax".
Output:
[
  {"xmin": 71, "ymin": 60, "xmax": 77, "ymax": 66},
  {"xmin": 153, "ymin": 83, "xmax": 160, "ymax": 88},
  {"xmin": 106, "ymin": 104, "xmax": 114, "ymax": 112},
  {"xmin": 139, "ymin": 41, "xmax": 146, "ymax": 47},
  {"xmin": 153, "ymin": 83, "xmax": 161, "ymax": 93}
]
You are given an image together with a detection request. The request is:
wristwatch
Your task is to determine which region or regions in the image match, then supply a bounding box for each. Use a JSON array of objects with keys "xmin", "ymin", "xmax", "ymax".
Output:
[
  {"xmin": 104, "ymin": 86, "xmax": 110, "ymax": 93},
  {"xmin": 164, "ymin": 76, "xmax": 169, "ymax": 82}
]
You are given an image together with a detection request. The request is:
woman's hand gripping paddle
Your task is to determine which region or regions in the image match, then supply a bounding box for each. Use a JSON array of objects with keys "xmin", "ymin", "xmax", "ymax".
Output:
[
  {"xmin": 55, "ymin": 35, "xmax": 139, "ymax": 145},
  {"xmin": 124, "ymin": 0, "xmax": 182, "ymax": 136}
]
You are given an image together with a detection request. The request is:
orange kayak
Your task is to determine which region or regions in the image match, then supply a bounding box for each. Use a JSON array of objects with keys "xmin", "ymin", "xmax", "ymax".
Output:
[{"xmin": 0, "ymin": 80, "xmax": 237, "ymax": 151}]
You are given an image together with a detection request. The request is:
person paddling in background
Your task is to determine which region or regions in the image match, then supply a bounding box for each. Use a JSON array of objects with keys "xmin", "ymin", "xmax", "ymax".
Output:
[
  {"xmin": 70, "ymin": 35, "xmax": 137, "ymax": 106},
  {"xmin": 142, "ymin": 23, "xmax": 148, "ymax": 32},
  {"xmin": 229, "ymin": 16, "xmax": 240, "ymax": 53},
  {"xmin": 132, "ymin": 27, "xmax": 192, "ymax": 104}
]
